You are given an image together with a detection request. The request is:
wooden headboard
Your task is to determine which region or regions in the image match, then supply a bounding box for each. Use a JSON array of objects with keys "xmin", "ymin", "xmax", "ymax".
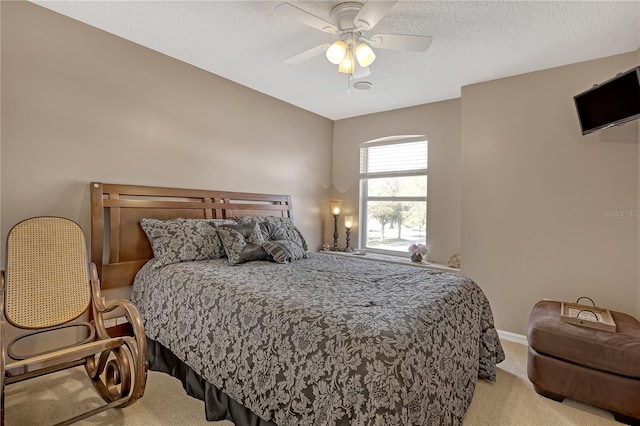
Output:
[{"xmin": 90, "ymin": 182, "xmax": 294, "ymax": 290}]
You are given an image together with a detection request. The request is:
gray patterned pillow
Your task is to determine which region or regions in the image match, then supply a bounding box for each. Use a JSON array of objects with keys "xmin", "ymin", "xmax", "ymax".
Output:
[
  {"xmin": 217, "ymin": 222, "xmax": 268, "ymax": 265},
  {"xmin": 259, "ymin": 221, "xmax": 289, "ymax": 241},
  {"xmin": 140, "ymin": 218, "xmax": 236, "ymax": 268},
  {"xmin": 262, "ymin": 240, "xmax": 306, "ymax": 264},
  {"xmin": 234, "ymin": 216, "xmax": 308, "ymax": 251}
]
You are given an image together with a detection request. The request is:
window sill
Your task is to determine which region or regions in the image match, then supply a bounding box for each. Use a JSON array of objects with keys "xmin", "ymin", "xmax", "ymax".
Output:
[{"xmin": 317, "ymin": 250, "xmax": 460, "ymax": 273}]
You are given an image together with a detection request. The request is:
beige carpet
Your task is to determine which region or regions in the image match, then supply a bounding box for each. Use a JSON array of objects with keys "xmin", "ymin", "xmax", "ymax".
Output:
[{"xmin": 5, "ymin": 340, "xmax": 618, "ymax": 425}]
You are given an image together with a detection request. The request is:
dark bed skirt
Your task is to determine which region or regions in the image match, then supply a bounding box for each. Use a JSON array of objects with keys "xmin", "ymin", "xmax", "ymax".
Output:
[{"xmin": 147, "ymin": 337, "xmax": 276, "ymax": 426}]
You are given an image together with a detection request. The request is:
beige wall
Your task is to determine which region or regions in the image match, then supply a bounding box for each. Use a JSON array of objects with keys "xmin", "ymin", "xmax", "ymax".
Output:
[
  {"xmin": 332, "ymin": 99, "xmax": 462, "ymax": 264},
  {"xmin": 461, "ymin": 53, "xmax": 639, "ymax": 335},
  {"xmin": 334, "ymin": 53, "xmax": 639, "ymax": 335},
  {"xmin": 2, "ymin": 2, "xmax": 639, "ymax": 343},
  {"xmin": 1, "ymin": 1, "xmax": 333, "ymax": 351},
  {"xmin": 1, "ymin": 1, "xmax": 333, "ymax": 256}
]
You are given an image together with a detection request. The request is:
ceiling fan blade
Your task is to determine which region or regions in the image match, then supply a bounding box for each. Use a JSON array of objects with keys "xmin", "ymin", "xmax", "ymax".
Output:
[
  {"xmin": 353, "ymin": 65, "xmax": 371, "ymax": 79},
  {"xmin": 275, "ymin": 3, "xmax": 338, "ymax": 34},
  {"xmin": 369, "ymin": 34, "xmax": 433, "ymax": 52},
  {"xmin": 284, "ymin": 44, "xmax": 331, "ymax": 65},
  {"xmin": 354, "ymin": 1, "xmax": 398, "ymax": 30}
]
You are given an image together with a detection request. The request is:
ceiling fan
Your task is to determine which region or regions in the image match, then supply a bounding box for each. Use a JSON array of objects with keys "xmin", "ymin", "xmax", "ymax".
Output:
[{"xmin": 275, "ymin": 1, "xmax": 433, "ymax": 80}]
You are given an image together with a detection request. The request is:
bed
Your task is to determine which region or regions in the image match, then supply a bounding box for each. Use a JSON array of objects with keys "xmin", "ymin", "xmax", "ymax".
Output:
[{"xmin": 90, "ymin": 182, "xmax": 505, "ymax": 425}]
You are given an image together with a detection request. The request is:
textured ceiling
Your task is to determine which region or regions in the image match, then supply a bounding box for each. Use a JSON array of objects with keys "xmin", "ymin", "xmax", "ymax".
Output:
[{"xmin": 32, "ymin": 1, "xmax": 640, "ymax": 120}]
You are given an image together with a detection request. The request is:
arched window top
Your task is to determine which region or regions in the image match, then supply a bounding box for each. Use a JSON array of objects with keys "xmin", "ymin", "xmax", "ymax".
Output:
[{"xmin": 361, "ymin": 135, "xmax": 427, "ymax": 148}]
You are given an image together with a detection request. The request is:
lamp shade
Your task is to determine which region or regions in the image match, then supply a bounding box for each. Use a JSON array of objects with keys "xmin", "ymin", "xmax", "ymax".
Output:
[
  {"xmin": 330, "ymin": 200, "xmax": 343, "ymax": 215},
  {"xmin": 355, "ymin": 42, "xmax": 376, "ymax": 67},
  {"xmin": 326, "ymin": 40, "xmax": 347, "ymax": 65},
  {"xmin": 344, "ymin": 216, "xmax": 353, "ymax": 229}
]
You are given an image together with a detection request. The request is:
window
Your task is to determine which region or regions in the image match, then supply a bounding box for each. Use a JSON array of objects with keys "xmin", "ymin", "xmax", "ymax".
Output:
[{"xmin": 359, "ymin": 136, "xmax": 428, "ymax": 255}]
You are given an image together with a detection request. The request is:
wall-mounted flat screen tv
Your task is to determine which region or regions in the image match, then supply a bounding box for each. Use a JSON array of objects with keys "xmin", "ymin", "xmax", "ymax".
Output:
[{"xmin": 574, "ymin": 66, "xmax": 640, "ymax": 135}]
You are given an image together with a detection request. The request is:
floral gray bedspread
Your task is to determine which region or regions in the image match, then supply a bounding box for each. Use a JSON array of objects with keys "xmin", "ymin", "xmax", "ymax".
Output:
[{"xmin": 132, "ymin": 253, "xmax": 504, "ymax": 425}]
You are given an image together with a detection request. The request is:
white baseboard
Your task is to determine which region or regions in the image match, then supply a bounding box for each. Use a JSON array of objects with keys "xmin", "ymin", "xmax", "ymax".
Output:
[{"xmin": 497, "ymin": 329, "xmax": 528, "ymax": 346}]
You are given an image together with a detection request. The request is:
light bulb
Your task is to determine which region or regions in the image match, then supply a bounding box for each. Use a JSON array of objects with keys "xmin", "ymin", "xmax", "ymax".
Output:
[
  {"xmin": 330, "ymin": 200, "xmax": 343, "ymax": 215},
  {"xmin": 344, "ymin": 216, "xmax": 353, "ymax": 229},
  {"xmin": 326, "ymin": 40, "xmax": 347, "ymax": 65},
  {"xmin": 338, "ymin": 49, "xmax": 354, "ymax": 74},
  {"xmin": 355, "ymin": 42, "xmax": 376, "ymax": 67}
]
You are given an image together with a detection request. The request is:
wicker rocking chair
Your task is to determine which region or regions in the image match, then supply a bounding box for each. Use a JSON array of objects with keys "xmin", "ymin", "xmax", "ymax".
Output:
[{"xmin": 0, "ymin": 217, "xmax": 147, "ymax": 425}]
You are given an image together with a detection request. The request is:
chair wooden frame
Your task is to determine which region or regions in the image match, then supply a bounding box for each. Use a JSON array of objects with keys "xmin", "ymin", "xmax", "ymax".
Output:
[{"xmin": 1, "ymin": 217, "xmax": 147, "ymax": 425}]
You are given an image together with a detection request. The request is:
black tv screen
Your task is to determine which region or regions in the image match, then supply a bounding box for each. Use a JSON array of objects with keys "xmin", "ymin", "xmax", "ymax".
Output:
[{"xmin": 574, "ymin": 66, "xmax": 640, "ymax": 135}]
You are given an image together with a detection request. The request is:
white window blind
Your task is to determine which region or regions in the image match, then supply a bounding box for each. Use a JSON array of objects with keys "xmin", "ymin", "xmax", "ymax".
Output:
[{"xmin": 360, "ymin": 141, "xmax": 428, "ymax": 175}]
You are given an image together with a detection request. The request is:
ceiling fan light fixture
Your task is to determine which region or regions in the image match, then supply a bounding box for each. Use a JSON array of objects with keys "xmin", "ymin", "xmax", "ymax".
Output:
[
  {"xmin": 326, "ymin": 40, "xmax": 347, "ymax": 64},
  {"xmin": 355, "ymin": 42, "xmax": 376, "ymax": 67},
  {"xmin": 338, "ymin": 48, "xmax": 354, "ymax": 74}
]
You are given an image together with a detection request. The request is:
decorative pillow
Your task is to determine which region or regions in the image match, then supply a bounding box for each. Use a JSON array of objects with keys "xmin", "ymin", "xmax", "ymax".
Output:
[
  {"xmin": 217, "ymin": 222, "xmax": 268, "ymax": 265},
  {"xmin": 262, "ymin": 240, "xmax": 306, "ymax": 264},
  {"xmin": 140, "ymin": 218, "xmax": 236, "ymax": 268},
  {"xmin": 259, "ymin": 221, "xmax": 289, "ymax": 241},
  {"xmin": 234, "ymin": 216, "xmax": 308, "ymax": 251}
]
